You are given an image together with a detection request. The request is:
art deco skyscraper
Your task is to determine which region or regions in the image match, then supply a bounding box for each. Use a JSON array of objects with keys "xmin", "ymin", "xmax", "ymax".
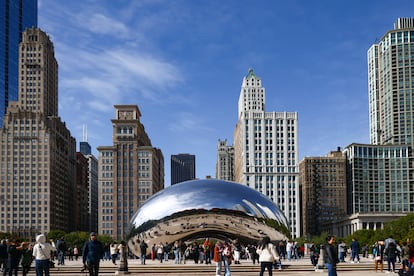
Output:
[
  {"xmin": 234, "ymin": 69, "xmax": 300, "ymax": 237},
  {"xmin": 97, "ymin": 105, "xmax": 164, "ymax": 239},
  {"xmin": 0, "ymin": 0, "xmax": 37, "ymax": 127},
  {"xmin": 368, "ymin": 18, "xmax": 414, "ymax": 146},
  {"xmin": 0, "ymin": 28, "xmax": 76, "ymax": 237}
]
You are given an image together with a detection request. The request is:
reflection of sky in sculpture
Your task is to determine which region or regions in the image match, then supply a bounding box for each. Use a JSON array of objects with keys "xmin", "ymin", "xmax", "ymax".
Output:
[
  {"xmin": 128, "ymin": 179, "xmax": 290, "ymax": 254},
  {"xmin": 130, "ymin": 179, "xmax": 289, "ymax": 227}
]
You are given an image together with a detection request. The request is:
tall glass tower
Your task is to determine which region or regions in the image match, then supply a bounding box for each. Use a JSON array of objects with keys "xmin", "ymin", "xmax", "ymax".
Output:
[
  {"xmin": 368, "ymin": 18, "xmax": 414, "ymax": 146},
  {"xmin": 0, "ymin": 0, "xmax": 37, "ymax": 127}
]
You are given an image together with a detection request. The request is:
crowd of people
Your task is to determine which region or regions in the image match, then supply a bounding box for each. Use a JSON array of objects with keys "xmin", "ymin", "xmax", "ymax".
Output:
[{"xmin": 4, "ymin": 232, "xmax": 414, "ymax": 276}]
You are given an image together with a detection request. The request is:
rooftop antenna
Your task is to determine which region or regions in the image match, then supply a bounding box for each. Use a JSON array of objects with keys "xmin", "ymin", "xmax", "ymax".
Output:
[{"xmin": 82, "ymin": 124, "xmax": 88, "ymax": 142}]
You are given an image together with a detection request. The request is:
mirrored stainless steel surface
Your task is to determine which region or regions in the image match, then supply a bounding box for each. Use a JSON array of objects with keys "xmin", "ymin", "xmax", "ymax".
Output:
[{"xmin": 128, "ymin": 179, "xmax": 290, "ymax": 255}]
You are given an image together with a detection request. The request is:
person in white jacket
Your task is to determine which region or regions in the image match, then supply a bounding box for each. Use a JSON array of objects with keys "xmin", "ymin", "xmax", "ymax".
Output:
[
  {"xmin": 256, "ymin": 236, "xmax": 280, "ymax": 276},
  {"xmin": 32, "ymin": 234, "xmax": 54, "ymax": 276}
]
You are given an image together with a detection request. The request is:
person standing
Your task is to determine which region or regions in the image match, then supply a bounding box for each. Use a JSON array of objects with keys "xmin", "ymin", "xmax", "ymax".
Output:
[
  {"xmin": 373, "ymin": 240, "xmax": 385, "ymax": 272},
  {"xmin": 338, "ymin": 240, "xmax": 347, "ymax": 262},
  {"xmin": 0, "ymin": 239, "xmax": 8, "ymax": 276},
  {"xmin": 139, "ymin": 240, "xmax": 148, "ymax": 265},
  {"xmin": 349, "ymin": 238, "xmax": 360, "ymax": 263},
  {"xmin": 21, "ymin": 243, "xmax": 33, "ymax": 276},
  {"xmin": 73, "ymin": 246, "xmax": 79, "ymax": 261},
  {"xmin": 82, "ymin": 232, "xmax": 104, "ymax": 276},
  {"xmin": 56, "ymin": 237, "xmax": 66, "ymax": 265},
  {"xmin": 222, "ymin": 242, "xmax": 232, "ymax": 276},
  {"xmin": 7, "ymin": 239, "xmax": 24, "ymax": 276},
  {"xmin": 386, "ymin": 240, "xmax": 398, "ymax": 273},
  {"xmin": 256, "ymin": 236, "xmax": 279, "ymax": 276},
  {"xmin": 213, "ymin": 241, "xmax": 224, "ymax": 276},
  {"xmin": 324, "ymin": 235, "xmax": 339, "ymax": 276},
  {"xmin": 172, "ymin": 241, "xmax": 180, "ymax": 264},
  {"xmin": 203, "ymin": 238, "xmax": 213, "ymax": 265},
  {"xmin": 32, "ymin": 234, "xmax": 54, "ymax": 276},
  {"xmin": 110, "ymin": 242, "xmax": 118, "ymax": 265}
]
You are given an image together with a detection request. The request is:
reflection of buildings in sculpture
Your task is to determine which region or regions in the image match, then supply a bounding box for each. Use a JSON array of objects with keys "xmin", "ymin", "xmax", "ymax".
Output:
[
  {"xmin": 128, "ymin": 179, "xmax": 290, "ymax": 256},
  {"xmin": 97, "ymin": 105, "xmax": 164, "ymax": 240},
  {"xmin": 233, "ymin": 69, "xmax": 300, "ymax": 238}
]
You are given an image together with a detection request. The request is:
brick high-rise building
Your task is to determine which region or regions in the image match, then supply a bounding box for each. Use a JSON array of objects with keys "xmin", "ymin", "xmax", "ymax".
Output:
[
  {"xmin": 0, "ymin": 28, "xmax": 76, "ymax": 237},
  {"xmin": 97, "ymin": 105, "xmax": 164, "ymax": 239},
  {"xmin": 299, "ymin": 148, "xmax": 347, "ymax": 236}
]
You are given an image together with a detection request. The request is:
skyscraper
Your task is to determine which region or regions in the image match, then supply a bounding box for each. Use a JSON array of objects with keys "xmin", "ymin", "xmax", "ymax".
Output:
[
  {"xmin": 171, "ymin": 153, "xmax": 195, "ymax": 185},
  {"xmin": 299, "ymin": 148, "xmax": 347, "ymax": 236},
  {"xmin": 368, "ymin": 18, "xmax": 414, "ymax": 146},
  {"xmin": 234, "ymin": 69, "xmax": 300, "ymax": 237},
  {"xmin": 0, "ymin": 28, "xmax": 76, "ymax": 236},
  {"xmin": 97, "ymin": 105, "xmax": 164, "ymax": 239},
  {"xmin": 216, "ymin": 139, "xmax": 234, "ymax": 181},
  {"xmin": 79, "ymin": 140, "xmax": 98, "ymax": 232},
  {"xmin": 0, "ymin": 0, "xmax": 37, "ymax": 127}
]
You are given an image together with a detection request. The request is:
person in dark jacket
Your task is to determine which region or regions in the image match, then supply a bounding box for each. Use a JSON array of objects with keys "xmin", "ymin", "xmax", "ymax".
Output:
[
  {"xmin": 82, "ymin": 232, "xmax": 104, "ymax": 276},
  {"xmin": 324, "ymin": 235, "xmax": 339, "ymax": 276}
]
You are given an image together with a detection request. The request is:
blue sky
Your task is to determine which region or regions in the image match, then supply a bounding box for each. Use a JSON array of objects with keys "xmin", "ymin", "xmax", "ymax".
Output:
[{"xmin": 37, "ymin": 0, "xmax": 414, "ymax": 186}]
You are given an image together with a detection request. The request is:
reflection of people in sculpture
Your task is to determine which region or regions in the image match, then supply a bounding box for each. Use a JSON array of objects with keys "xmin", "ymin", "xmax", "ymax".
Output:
[{"xmin": 117, "ymin": 241, "xmax": 128, "ymax": 271}]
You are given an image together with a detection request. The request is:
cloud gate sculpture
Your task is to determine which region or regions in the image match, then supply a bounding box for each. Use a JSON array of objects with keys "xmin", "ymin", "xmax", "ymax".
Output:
[{"xmin": 128, "ymin": 179, "xmax": 290, "ymax": 255}]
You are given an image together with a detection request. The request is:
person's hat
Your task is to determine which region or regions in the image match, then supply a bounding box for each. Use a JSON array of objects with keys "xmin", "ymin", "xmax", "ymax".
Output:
[{"xmin": 90, "ymin": 232, "xmax": 96, "ymax": 236}]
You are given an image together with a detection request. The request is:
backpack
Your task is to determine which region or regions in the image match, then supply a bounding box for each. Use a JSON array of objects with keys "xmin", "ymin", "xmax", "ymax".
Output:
[{"xmin": 388, "ymin": 242, "xmax": 397, "ymax": 257}]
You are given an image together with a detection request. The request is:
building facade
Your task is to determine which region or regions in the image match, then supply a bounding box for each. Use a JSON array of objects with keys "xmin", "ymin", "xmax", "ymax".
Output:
[
  {"xmin": 299, "ymin": 148, "xmax": 347, "ymax": 236},
  {"xmin": 171, "ymin": 153, "xmax": 195, "ymax": 185},
  {"xmin": 344, "ymin": 143, "xmax": 414, "ymax": 214},
  {"xmin": 0, "ymin": 28, "xmax": 76, "ymax": 237},
  {"xmin": 216, "ymin": 139, "xmax": 234, "ymax": 181},
  {"xmin": 75, "ymin": 152, "xmax": 90, "ymax": 231},
  {"xmin": 368, "ymin": 18, "xmax": 414, "ymax": 146},
  {"xmin": 0, "ymin": 0, "xmax": 37, "ymax": 127},
  {"xmin": 79, "ymin": 141, "xmax": 99, "ymax": 232},
  {"xmin": 234, "ymin": 69, "xmax": 300, "ymax": 238},
  {"xmin": 97, "ymin": 105, "xmax": 164, "ymax": 239}
]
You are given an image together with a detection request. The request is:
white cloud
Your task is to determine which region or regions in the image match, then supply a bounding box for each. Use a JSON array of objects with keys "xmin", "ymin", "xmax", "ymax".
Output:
[{"xmin": 83, "ymin": 13, "xmax": 129, "ymax": 38}]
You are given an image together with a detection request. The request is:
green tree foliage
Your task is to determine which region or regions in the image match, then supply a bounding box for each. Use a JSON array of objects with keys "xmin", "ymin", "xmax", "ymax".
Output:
[{"xmin": 47, "ymin": 229, "xmax": 66, "ymax": 243}]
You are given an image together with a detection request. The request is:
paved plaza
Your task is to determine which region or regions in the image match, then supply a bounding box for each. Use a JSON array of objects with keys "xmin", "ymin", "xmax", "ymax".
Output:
[{"xmin": 21, "ymin": 255, "xmax": 403, "ymax": 275}]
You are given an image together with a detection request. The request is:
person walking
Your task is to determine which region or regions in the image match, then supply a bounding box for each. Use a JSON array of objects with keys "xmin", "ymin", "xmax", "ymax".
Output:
[
  {"xmin": 32, "ymin": 234, "xmax": 54, "ymax": 276},
  {"xmin": 349, "ymin": 238, "xmax": 360, "ymax": 263},
  {"xmin": 82, "ymin": 232, "xmax": 104, "ymax": 276},
  {"xmin": 324, "ymin": 235, "xmax": 339, "ymax": 276},
  {"xmin": 256, "ymin": 236, "xmax": 279, "ymax": 276}
]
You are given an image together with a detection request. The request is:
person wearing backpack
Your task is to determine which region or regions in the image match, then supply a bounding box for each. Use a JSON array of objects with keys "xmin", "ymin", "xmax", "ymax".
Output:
[{"xmin": 387, "ymin": 241, "xmax": 398, "ymax": 273}]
